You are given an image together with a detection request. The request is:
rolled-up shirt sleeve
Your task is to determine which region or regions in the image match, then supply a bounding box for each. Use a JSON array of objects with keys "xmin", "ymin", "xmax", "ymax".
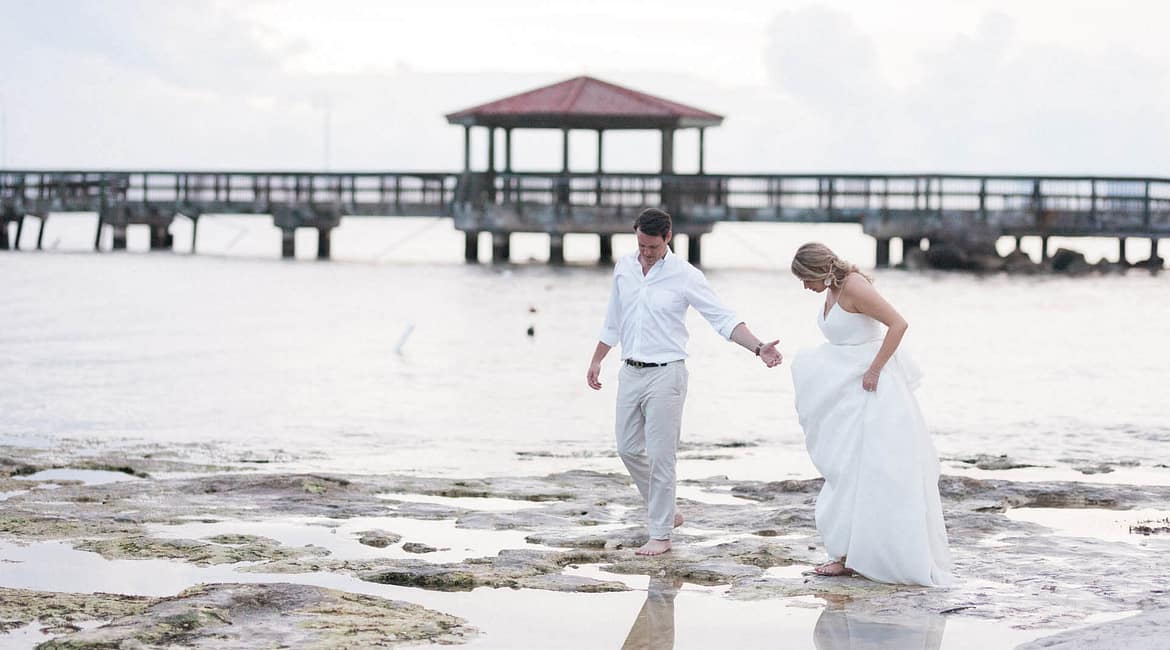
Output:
[
  {"xmin": 598, "ymin": 269, "xmax": 622, "ymax": 347},
  {"xmin": 686, "ymin": 269, "xmax": 741, "ymax": 340}
]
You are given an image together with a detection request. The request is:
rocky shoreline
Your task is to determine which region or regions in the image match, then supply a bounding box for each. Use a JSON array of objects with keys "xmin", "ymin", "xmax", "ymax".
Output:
[{"xmin": 1, "ymin": 445, "xmax": 1168, "ymax": 649}]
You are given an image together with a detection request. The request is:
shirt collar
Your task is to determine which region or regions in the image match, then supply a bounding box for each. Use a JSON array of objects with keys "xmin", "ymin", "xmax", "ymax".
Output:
[{"xmin": 637, "ymin": 248, "xmax": 673, "ymax": 270}]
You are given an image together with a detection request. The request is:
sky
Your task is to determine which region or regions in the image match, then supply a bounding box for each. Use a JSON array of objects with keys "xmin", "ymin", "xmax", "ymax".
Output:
[{"xmin": 1, "ymin": 0, "xmax": 1168, "ymax": 175}]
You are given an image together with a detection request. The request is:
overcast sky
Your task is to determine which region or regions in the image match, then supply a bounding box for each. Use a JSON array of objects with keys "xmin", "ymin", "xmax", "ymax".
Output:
[{"xmin": 1, "ymin": 0, "xmax": 1167, "ymax": 175}]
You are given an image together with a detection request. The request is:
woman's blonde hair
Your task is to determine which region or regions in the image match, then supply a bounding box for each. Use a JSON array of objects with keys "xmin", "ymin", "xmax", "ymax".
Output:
[{"xmin": 790, "ymin": 242, "xmax": 871, "ymax": 289}]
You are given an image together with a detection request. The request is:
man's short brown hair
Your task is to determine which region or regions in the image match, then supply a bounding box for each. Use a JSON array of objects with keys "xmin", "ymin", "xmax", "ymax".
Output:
[{"xmin": 634, "ymin": 208, "xmax": 672, "ymax": 238}]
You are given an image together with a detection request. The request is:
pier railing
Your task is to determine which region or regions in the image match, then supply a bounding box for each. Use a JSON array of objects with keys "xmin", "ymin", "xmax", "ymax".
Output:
[
  {"xmin": 0, "ymin": 171, "xmax": 460, "ymax": 217},
  {"xmin": 466, "ymin": 172, "xmax": 1170, "ymax": 236}
]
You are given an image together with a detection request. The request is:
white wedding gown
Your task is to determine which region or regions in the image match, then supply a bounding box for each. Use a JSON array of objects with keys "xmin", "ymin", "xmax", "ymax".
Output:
[{"xmin": 791, "ymin": 301, "xmax": 953, "ymax": 587}]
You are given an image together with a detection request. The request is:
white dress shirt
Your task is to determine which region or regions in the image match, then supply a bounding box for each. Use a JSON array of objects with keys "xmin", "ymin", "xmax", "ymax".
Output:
[{"xmin": 599, "ymin": 249, "xmax": 741, "ymax": 363}]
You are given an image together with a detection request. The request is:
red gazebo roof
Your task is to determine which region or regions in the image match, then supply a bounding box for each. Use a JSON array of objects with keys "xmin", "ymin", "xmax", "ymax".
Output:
[{"xmin": 445, "ymin": 76, "xmax": 723, "ymax": 130}]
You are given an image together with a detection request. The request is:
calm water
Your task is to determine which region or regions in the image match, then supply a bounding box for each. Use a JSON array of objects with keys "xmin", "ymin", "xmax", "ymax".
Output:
[{"xmin": 2, "ymin": 216, "xmax": 1168, "ymax": 484}]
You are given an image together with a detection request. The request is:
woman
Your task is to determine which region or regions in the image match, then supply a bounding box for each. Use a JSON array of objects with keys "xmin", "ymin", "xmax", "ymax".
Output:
[{"xmin": 789, "ymin": 242, "xmax": 953, "ymax": 587}]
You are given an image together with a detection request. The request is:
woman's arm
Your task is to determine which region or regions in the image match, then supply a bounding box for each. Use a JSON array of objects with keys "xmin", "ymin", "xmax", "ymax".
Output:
[{"xmin": 840, "ymin": 274, "xmax": 908, "ymax": 391}]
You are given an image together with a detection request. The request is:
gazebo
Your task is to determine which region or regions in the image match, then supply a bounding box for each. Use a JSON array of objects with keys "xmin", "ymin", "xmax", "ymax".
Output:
[{"xmin": 445, "ymin": 76, "xmax": 724, "ymax": 263}]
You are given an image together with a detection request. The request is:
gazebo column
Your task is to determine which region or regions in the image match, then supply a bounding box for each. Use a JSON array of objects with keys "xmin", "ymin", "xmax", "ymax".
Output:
[
  {"xmin": 698, "ymin": 128, "xmax": 706, "ymax": 175},
  {"xmin": 595, "ymin": 129, "xmax": 604, "ymax": 206},
  {"xmin": 486, "ymin": 126, "xmax": 496, "ymax": 201},
  {"xmin": 487, "ymin": 127, "xmax": 496, "ymax": 173},
  {"xmin": 503, "ymin": 127, "xmax": 513, "ymax": 203},
  {"xmin": 660, "ymin": 127, "xmax": 675, "ymax": 174},
  {"xmin": 661, "ymin": 127, "xmax": 675, "ymax": 212},
  {"xmin": 556, "ymin": 128, "xmax": 570, "ymax": 205},
  {"xmin": 462, "ymin": 125, "xmax": 471, "ymax": 172}
]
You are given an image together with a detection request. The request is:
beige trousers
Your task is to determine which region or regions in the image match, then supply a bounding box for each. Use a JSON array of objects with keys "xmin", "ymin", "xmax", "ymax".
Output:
[{"xmin": 615, "ymin": 361, "xmax": 688, "ymax": 540}]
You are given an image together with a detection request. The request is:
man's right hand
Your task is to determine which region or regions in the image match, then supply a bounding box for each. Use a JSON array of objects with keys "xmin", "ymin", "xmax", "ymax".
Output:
[{"xmin": 586, "ymin": 364, "xmax": 603, "ymax": 390}]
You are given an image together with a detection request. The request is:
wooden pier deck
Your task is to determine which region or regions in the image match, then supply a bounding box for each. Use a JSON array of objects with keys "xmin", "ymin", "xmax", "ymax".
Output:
[{"xmin": 2, "ymin": 170, "xmax": 1168, "ymax": 266}]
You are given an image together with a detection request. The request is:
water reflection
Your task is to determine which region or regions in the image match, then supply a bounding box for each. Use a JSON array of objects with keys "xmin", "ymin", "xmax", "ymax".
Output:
[
  {"xmin": 620, "ymin": 576, "xmax": 681, "ymax": 650},
  {"xmin": 617, "ymin": 583, "xmax": 948, "ymax": 650},
  {"xmin": 814, "ymin": 600, "xmax": 946, "ymax": 650}
]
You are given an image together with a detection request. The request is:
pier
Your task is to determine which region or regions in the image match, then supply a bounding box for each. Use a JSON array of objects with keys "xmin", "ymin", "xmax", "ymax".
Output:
[
  {"xmin": 2, "ymin": 77, "xmax": 1168, "ymax": 267},
  {"xmin": 2, "ymin": 170, "xmax": 1168, "ymax": 267}
]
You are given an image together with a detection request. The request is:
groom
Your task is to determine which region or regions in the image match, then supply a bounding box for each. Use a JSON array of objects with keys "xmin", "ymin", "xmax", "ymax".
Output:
[{"xmin": 586, "ymin": 208, "xmax": 782, "ymax": 555}]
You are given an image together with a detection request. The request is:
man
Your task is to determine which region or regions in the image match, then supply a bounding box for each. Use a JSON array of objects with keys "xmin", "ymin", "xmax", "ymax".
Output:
[{"xmin": 586, "ymin": 208, "xmax": 782, "ymax": 556}]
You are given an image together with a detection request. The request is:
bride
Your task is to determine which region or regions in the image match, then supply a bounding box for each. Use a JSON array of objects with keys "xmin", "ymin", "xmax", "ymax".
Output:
[{"xmin": 789, "ymin": 242, "xmax": 953, "ymax": 587}]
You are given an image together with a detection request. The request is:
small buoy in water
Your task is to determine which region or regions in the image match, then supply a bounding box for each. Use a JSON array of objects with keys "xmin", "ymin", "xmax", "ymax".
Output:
[
  {"xmin": 394, "ymin": 324, "xmax": 415, "ymax": 354},
  {"xmin": 526, "ymin": 325, "xmax": 535, "ymax": 337}
]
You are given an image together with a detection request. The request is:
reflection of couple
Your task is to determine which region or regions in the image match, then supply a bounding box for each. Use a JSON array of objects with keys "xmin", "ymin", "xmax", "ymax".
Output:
[
  {"xmin": 619, "ymin": 578, "xmax": 947, "ymax": 650},
  {"xmin": 587, "ymin": 208, "xmax": 952, "ymax": 586}
]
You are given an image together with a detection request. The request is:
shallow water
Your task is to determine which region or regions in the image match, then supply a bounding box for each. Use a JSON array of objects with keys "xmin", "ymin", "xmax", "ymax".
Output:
[
  {"xmin": 0, "ymin": 538, "xmax": 1053, "ymax": 649},
  {"xmin": 3, "ymin": 219, "xmax": 1168, "ymax": 486}
]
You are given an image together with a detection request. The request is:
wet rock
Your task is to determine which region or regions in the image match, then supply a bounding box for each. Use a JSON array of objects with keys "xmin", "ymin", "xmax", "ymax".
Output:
[
  {"xmin": 729, "ymin": 479, "xmax": 822, "ymax": 502},
  {"xmin": 900, "ymin": 247, "xmax": 930, "ymax": 271},
  {"xmin": 0, "ymin": 510, "xmax": 143, "ymax": 541},
  {"xmin": 515, "ymin": 574, "xmax": 629, "ymax": 593},
  {"xmin": 357, "ymin": 529, "xmax": 401, "ymax": 548},
  {"xmin": 1134, "ymin": 255, "xmax": 1165, "ymax": 271},
  {"xmin": 363, "ymin": 562, "xmax": 482, "ymax": 591},
  {"xmin": 673, "ymin": 560, "xmax": 764, "ymax": 584},
  {"xmin": 73, "ymin": 535, "xmax": 330, "ymax": 566},
  {"xmin": 456, "ymin": 510, "xmax": 577, "ymax": 531},
  {"xmin": 1074, "ymin": 463, "xmax": 1115, "ymax": 475},
  {"xmin": 951, "ymin": 453, "xmax": 1039, "ymax": 471},
  {"xmin": 402, "ymin": 542, "xmax": 440, "ymax": 554},
  {"xmin": 1050, "ymin": 248, "xmax": 1092, "ymax": 274},
  {"xmin": 36, "ymin": 582, "xmax": 475, "ymax": 648},
  {"xmin": 351, "ymin": 549, "xmax": 625, "ymax": 594},
  {"xmin": 1002, "ymin": 250, "xmax": 1042, "ymax": 274},
  {"xmin": 1016, "ymin": 608, "xmax": 1170, "ymax": 650},
  {"xmin": 0, "ymin": 587, "xmax": 150, "ymax": 635}
]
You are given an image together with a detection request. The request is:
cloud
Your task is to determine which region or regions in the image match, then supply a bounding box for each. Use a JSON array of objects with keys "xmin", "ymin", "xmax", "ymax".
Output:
[
  {"xmin": 763, "ymin": 6, "xmax": 888, "ymax": 114},
  {"xmin": 759, "ymin": 6, "xmax": 1170, "ymax": 174}
]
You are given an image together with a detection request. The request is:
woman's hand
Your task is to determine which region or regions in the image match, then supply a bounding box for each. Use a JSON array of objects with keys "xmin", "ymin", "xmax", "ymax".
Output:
[{"xmin": 862, "ymin": 368, "xmax": 881, "ymax": 392}]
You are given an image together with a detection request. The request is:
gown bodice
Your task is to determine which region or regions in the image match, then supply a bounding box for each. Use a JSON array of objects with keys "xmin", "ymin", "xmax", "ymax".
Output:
[{"xmin": 817, "ymin": 301, "xmax": 884, "ymax": 345}]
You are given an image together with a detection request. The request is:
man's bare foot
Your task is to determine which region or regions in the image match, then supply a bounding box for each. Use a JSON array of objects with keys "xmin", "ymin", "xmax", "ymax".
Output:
[
  {"xmin": 635, "ymin": 539, "xmax": 672, "ymax": 556},
  {"xmin": 674, "ymin": 513, "xmax": 684, "ymax": 528},
  {"xmin": 813, "ymin": 559, "xmax": 855, "ymax": 577}
]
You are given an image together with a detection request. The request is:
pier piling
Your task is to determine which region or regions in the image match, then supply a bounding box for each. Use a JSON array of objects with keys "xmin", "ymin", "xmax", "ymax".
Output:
[
  {"xmin": 492, "ymin": 232, "xmax": 510, "ymax": 263},
  {"xmin": 112, "ymin": 225, "xmax": 127, "ymax": 250},
  {"xmin": 549, "ymin": 234, "xmax": 564, "ymax": 265},
  {"xmin": 316, "ymin": 226, "xmax": 332, "ymax": 260},
  {"xmin": 149, "ymin": 223, "xmax": 173, "ymax": 251},
  {"xmin": 281, "ymin": 229, "xmax": 296, "ymax": 259},
  {"xmin": 464, "ymin": 231, "xmax": 479, "ymax": 263},
  {"xmin": 875, "ymin": 237, "xmax": 891, "ymax": 268},
  {"xmin": 598, "ymin": 234, "xmax": 613, "ymax": 265},
  {"xmin": 35, "ymin": 214, "xmax": 47, "ymax": 250},
  {"xmin": 687, "ymin": 234, "xmax": 702, "ymax": 266}
]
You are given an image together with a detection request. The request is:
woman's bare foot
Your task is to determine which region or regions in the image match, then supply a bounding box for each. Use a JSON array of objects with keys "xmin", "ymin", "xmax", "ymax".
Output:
[
  {"xmin": 674, "ymin": 513, "xmax": 684, "ymax": 528},
  {"xmin": 813, "ymin": 559, "xmax": 855, "ymax": 577},
  {"xmin": 636, "ymin": 539, "xmax": 672, "ymax": 556}
]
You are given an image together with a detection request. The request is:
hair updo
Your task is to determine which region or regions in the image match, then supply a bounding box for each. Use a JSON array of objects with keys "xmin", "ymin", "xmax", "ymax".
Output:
[{"xmin": 790, "ymin": 242, "xmax": 870, "ymax": 289}]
